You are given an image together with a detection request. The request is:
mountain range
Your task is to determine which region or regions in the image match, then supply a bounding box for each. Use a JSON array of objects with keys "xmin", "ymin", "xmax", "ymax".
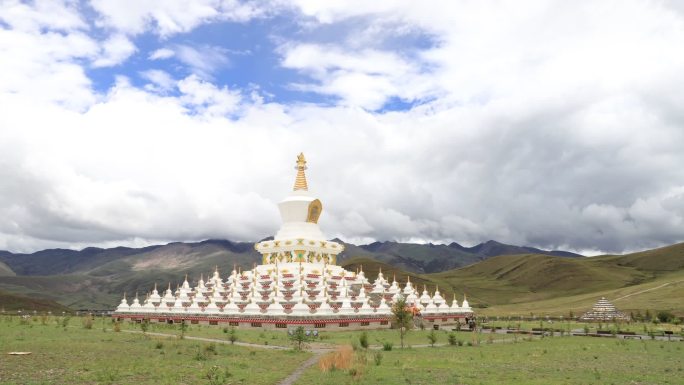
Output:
[{"xmin": 0, "ymin": 239, "xmax": 682, "ymax": 317}]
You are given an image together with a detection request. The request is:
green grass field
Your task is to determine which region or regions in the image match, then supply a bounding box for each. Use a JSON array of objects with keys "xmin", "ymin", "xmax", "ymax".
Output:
[
  {"xmin": 2, "ymin": 316, "xmax": 683, "ymax": 385},
  {"xmin": 298, "ymin": 337, "xmax": 684, "ymax": 385},
  {"xmin": 0, "ymin": 316, "xmax": 310, "ymax": 385}
]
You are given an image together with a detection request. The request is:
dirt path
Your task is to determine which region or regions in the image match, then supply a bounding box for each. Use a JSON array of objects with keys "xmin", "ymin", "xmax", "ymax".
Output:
[
  {"xmin": 613, "ymin": 279, "xmax": 684, "ymax": 301},
  {"xmin": 121, "ymin": 329, "xmax": 334, "ymax": 385},
  {"xmin": 276, "ymin": 350, "xmax": 327, "ymax": 385},
  {"xmin": 120, "ymin": 329, "xmax": 289, "ymax": 350}
]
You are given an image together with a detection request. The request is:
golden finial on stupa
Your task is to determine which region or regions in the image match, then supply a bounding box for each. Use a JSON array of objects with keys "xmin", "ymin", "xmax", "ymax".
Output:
[{"xmin": 293, "ymin": 152, "xmax": 308, "ymax": 191}]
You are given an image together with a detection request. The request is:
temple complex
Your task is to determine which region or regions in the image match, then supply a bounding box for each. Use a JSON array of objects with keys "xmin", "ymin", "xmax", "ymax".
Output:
[
  {"xmin": 580, "ymin": 297, "xmax": 630, "ymax": 322},
  {"xmin": 114, "ymin": 153, "xmax": 473, "ymax": 330}
]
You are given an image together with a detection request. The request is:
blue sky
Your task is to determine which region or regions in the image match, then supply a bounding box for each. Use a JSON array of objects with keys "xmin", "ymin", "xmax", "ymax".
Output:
[
  {"xmin": 1, "ymin": 0, "xmax": 684, "ymax": 254},
  {"xmin": 83, "ymin": 5, "xmax": 439, "ymax": 111}
]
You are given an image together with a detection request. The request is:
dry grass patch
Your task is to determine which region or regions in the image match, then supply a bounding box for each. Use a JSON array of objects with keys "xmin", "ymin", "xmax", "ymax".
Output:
[{"xmin": 319, "ymin": 345, "xmax": 353, "ymax": 372}]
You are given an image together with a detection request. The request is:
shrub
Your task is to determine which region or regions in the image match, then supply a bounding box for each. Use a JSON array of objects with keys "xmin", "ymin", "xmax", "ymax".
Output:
[
  {"xmin": 205, "ymin": 343, "xmax": 217, "ymax": 355},
  {"xmin": 228, "ymin": 327, "xmax": 238, "ymax": 344},
  {"xmin": 82, "ymin": 317, "xmax": 93, "ymax": 330},
  {"xmin": 359, "ymin": 331, "xmax": 369, "ymax": 349},
  {"xmin": 373, "ymin": 352, "xmax": 383, "ymax": 366},
  {"xmin": 448, "ymin": 333, "xmax": 457, "ymax": 346},
  {"xmin": 382, "ymin": 342, "xmax": 393, "ymax": 351},
  {"xmin": 427, "ymin": 330, "xmax": 437, "ymax": 347},
  {"xmin": 657, "ymin": 310, "xmax": 675, "ymax": 323},
  {"xmin": 113, "ymin": 321, "xmax": 121, "ymax": 332},
  {"xmin": 205, "ymin": 365, "xmax": 231, "ymax": 385},
  {"xmin": 155, "ymin": 341, "xmax": 164, "ymax": 349},
  {"xmin": 194, "ymin": 346, "xmax": 207, "ymax": 361}
]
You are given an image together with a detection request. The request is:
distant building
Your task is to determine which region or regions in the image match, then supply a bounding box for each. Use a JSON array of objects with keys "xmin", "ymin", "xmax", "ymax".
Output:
[
  {"xmin": 580, "ymin": 297, "xmax": 630, "ymax": 322},
  {"xmin": 114, "ymin": 153, "xmax": 474, "ymax": 330}
]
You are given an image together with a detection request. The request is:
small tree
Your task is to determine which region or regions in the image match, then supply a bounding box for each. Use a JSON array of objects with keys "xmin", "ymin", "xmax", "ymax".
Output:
[
  {"xmin": 391, "ymin": 297, "xmax": 413, "ymax": 349},
  {"xmin": 448, "ymin": 333, "xmax": 458, "ymax": 346},
  {"xmin": 359, "ymin": 331, "xmax": 369, "ymax": 349},
  {"xmin": 180, "ymin": 320, "xmax": 188, "ymax": 339},
  {"xmin": 427, "ymin": 329, "xmax": 437, "ymax": 347},
  {"xmin": 657, "ymin": 310, "xmax": 674, "ymax": 324},
  {"xmin": 289, "ymin": 326, "xmax": 309, "ymax": 350},
  {"xmin": 228, "ymin": 327, "xmax": 238, "ymax": 345},
  {"xmin": 140, "ymin": 319, "xmax": 149, "ymax": 335}
]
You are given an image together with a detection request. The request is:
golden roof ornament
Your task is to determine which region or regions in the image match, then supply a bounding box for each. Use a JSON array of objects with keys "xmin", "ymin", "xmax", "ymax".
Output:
[{"xmin": 293, "ymin": 152, "xmax": 308, "ymax": 191}]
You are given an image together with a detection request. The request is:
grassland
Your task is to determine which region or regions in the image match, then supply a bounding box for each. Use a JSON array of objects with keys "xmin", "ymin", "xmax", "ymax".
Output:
[
  {"xmin": 2, "ymin": 315, "xmax": 683, "ymax": 385},
  {"xmin": 298, "ymin": 337, "xmax": 684, "ymax": 385},
  {"xmin": 0, "ymin": 316, "xmax": 310, "ymax": 385},
  {"xmin": 116, "ymin": 321, "xmax": 514, "ymax": 348},
  {"xmin": 342, "ymin": 242, "xmax": 684, "ymax": 317}
]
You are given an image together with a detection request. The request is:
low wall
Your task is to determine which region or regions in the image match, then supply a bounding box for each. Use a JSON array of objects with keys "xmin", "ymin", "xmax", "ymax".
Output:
[{"xmin": 114, "ymin": 312, "xmax": 471, "ymax": 331}]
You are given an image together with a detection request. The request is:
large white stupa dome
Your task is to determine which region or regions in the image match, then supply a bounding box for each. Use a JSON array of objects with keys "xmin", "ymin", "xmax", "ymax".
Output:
[{"xmin": 114, "ymin": 154, "xmax": 473, "ymax": 330}]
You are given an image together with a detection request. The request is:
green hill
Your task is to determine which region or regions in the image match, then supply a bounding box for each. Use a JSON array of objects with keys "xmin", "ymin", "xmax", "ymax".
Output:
[
  {"xmin": 0, "ymin": 240, "xmax": 682, "ymax": 314},
  {"xmin": 0, "ymin": 260, "xmax": 15, "ymax": 276},
  {"xmin": 0, "ymin": 290, "xmax": 72, "ymax": 312},
  {"xmin": 344, "ymin": 243, "xmax": 684, "ymax": 316}
]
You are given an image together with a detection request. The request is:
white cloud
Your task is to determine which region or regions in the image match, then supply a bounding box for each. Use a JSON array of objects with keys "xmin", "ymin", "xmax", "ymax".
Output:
[
  {"xmin": 177, "ymin": 74, "xmax": 243, "ymax": 116},
  {"xmin": 92, "ymin": 34, "xmax": 137, "ymax": 67},
  {"xmin": 0, "ymin": 0, "xmax": 87, "ymax": 32},
  {"xmin": 140, "ymin": 69, "xmax": 176, "ymax": 92},
  {"xmin": 2, "ymin": 0, "xmax": 684, "ymax": 255},
  {"xmin": 173, "ymin": 44, "xmax": 231, "ymax": 78},
  {"xmin": 281, "ymin": 43, "xmax": 435, "ymax": 109},
  {"xmin": 0, "ymin": 27, "xmax": 98, "ymax": 110},
  {"xmin": 89, "ymin": 0, "xmax": 263, "ymax": 37},
  {"xmin": 149, "ymin": 48, "xmax": 175, "ymax": 60}
]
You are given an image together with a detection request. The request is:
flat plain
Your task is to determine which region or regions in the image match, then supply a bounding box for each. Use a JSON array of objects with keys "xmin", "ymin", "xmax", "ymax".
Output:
[{"xmin": 1, "ymin": 315, "xmax": 683, "ymax": 385}]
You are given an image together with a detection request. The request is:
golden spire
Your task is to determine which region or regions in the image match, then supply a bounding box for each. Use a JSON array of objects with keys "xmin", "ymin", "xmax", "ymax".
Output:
[{"xmin": 293, "ymin": 152, "xmax": 308, "ymax": 191}]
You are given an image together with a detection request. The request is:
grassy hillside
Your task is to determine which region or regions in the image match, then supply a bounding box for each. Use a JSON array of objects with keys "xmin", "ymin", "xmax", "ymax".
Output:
[
  {"xmin": 481, "ymin": 270, "xmax": 684, "ymax": 316},
  {"xmin": 0, "ymin": 290, "xmax": 72, "ymax": 312},
  {"xmin": 593, "ymin": 242, "xmax": 684, "ymax": 272},
  {"xmin": 0, "ymin": 260, "xmax": 15, "ymax": 276},
  {"xmin": 0, "ymin": 240, "xmax": 681, "ymax": 313},
  {"xmin": 345, "ymin": 243, "xmax": 684, "ymax": 316}
]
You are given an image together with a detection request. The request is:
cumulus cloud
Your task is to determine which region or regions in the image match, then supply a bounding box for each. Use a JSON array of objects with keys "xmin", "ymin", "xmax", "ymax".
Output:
[
  {"xmin": 1, "ymin": 0, "xmax": 684, "ymax": 255},
  {"xmin": 281, "ymin": 43, "xmax": 435, "ymax": 109},
  {"xmin": 92, "ymin": 34, "xmax": 137, "ymax": 67},
  {"xmin": 90, "ymin": 0, "xmax": 263, "ymax": 37},
  {"xmin": 0, "ymin": 2, "xmax": 98, "ymax": 110}
]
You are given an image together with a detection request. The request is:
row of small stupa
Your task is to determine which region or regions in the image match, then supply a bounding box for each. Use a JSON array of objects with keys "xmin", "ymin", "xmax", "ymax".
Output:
[
  {"xmin": 116, "ymin": 265, "xmax": 472, "ymax": 316},
  {"xmin": 115, "ymin": 153, "xmax": 473, "ymax": 318}
]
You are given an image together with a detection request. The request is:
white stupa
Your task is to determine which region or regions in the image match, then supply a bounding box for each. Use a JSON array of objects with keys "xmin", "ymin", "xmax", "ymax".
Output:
[{"xmin": 114, "ymin": 154, "xmax": 474, "ymax": 329}]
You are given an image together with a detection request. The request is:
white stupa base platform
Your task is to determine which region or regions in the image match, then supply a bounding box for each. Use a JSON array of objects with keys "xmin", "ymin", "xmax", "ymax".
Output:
[{"xmin": 114, "ymin": 311, "xmax": 473, "ymax": 331}]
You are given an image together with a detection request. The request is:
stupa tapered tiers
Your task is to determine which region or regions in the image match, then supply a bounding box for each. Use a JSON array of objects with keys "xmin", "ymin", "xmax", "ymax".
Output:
[
  {"xmin": 580, "ymin": 297, "xmax": 630, "ymax": 322},
  {"xmin": 114, "ymin": 154, "xmax": 474, "ymax": 330}
]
